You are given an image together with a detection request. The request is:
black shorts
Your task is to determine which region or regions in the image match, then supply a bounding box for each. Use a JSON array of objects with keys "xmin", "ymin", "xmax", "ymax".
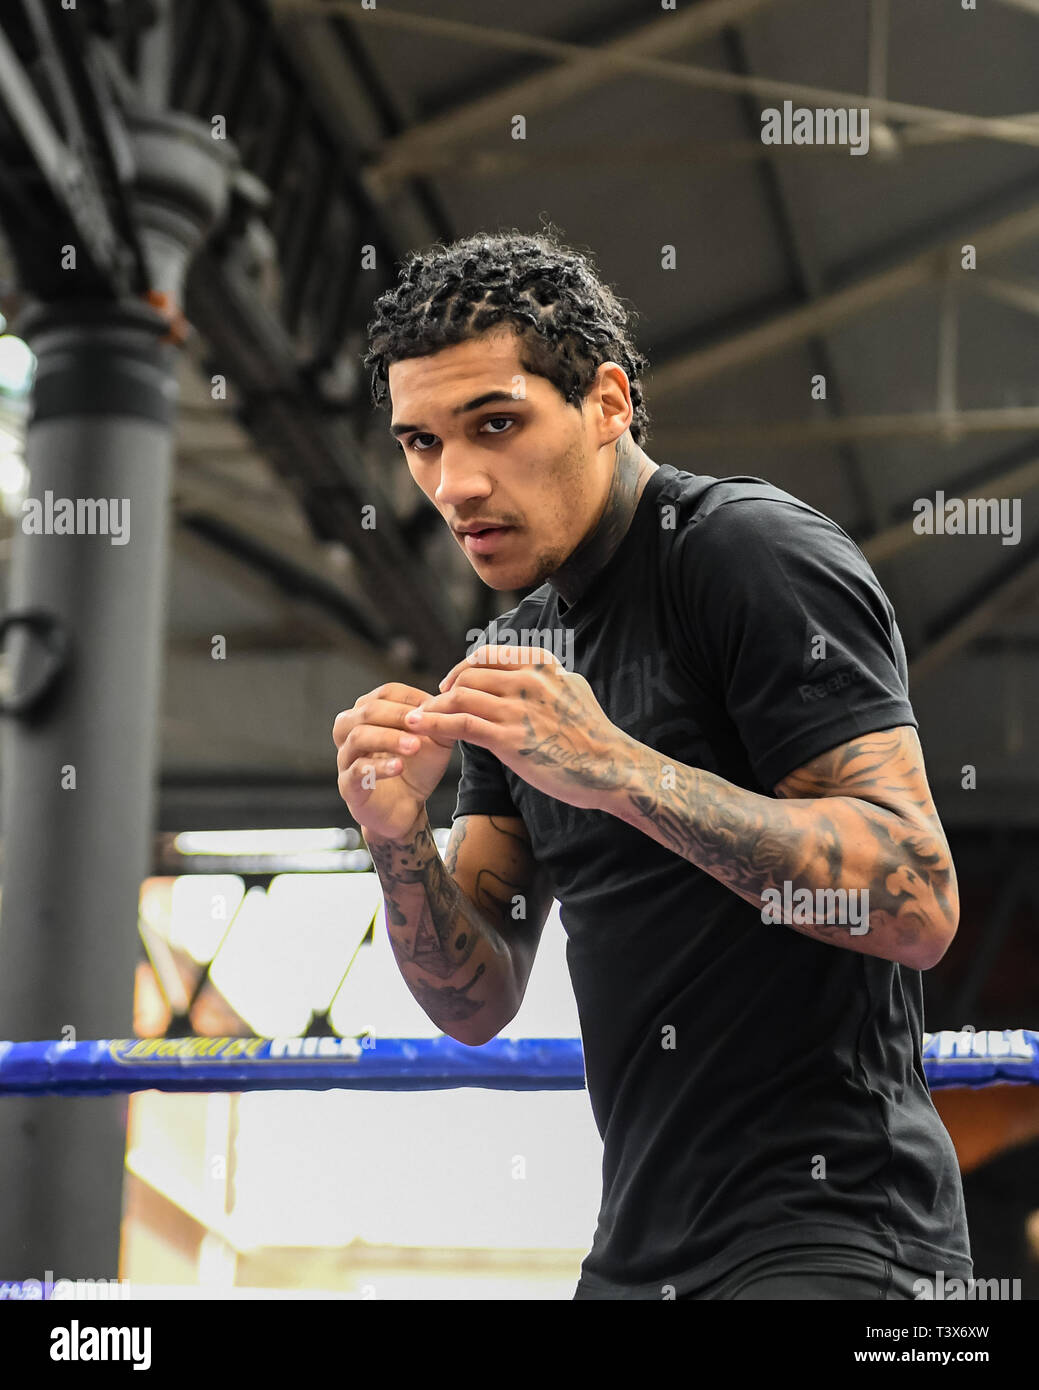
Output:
[{"xmin": 682, "ymin": 1244, "xmax": 932, "ymax": 1300}]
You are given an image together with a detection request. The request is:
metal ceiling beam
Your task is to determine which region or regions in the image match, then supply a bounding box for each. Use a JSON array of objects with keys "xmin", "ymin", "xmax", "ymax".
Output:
[
  {"xmin": 168, "ymin": 522, "xmax": 400, "ymax": 669},
  {"xmin": 273, "ymin": 0, "xmax": 1039, "ymax": 198},
  {"xmin": 651, "ymin": 408, "xmax": 1039, "ymax": 450},
  {"xmin": 647, "ymin": 200, "xmax": 1039, "ymax": 396},
  {"xmin": 172, "ymin": 467, "xmax": 359, "ymax": 580},
  {"xmin": 901, "ymin": 110, "xmax": 1039, "ymax": 148},
  {"xmin": 357, "ymin": 123, "xmax": 1039, "ymax": 184},
  {"xmin": 22, "ymin": 0, "xmax": 151, "ymax": 287},
  {"xmin": 167, "ymin": 0, "xmax": 408, "ymax": 375},
  {"xmin": 863, "ymin": 453, "xmax": 1039, "ymax": 567},
  {"xmin": 183, "ymin": 249, "xmax": 459, "ymax": 673},
  {"xmin": 909, "ymin": 545, "xmax": 1039, "ymax": 684},
  {"xmin": 720, "ymin": 24, "xmax": 881, "ymax": 541},
  {"xmin": 326, "ymin": 0, "xmax": 784, "ymax": 194},
  {"xmin": 0, "ymin": 14, "xmax": 130, "ymax": 293},
  {"xmin": 363, "ymin": 135, "xmax": 900, "ymax": 185},
  {"xmin": 173, "ymin": 513, "xmax": 386, "ymax": 653},
  {"xmin": 136, "ymin": 0, "xmax": 173, "ymax": 110},
  {"xmin": 975, "ymin": 273, "xmax": 1039, "ymax": 318},
  {"xmin": 158, "ymin": 1, "xmax": 475, "ymax": 672},
  {"xmin": 863, "ymin": 440, "xmax": 1039, "ymax": 701}
]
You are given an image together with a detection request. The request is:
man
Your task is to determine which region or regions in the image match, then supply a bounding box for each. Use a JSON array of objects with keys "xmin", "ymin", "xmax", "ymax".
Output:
[{"xmin": 332, "ymin": 229, "xmax": 972, "ymax": 1300}]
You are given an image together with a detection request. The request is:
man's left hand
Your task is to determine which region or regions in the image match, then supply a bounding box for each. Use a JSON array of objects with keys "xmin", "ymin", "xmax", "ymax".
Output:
[{"xmin": 402, "ymin": 645, "xmax": 638, "ymax": 810}]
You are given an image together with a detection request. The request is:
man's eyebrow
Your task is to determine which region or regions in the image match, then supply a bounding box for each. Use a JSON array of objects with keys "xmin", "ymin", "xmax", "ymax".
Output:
[{"xmin": 389, "ymin": 390, "xmax": 523, "ymax": 438}]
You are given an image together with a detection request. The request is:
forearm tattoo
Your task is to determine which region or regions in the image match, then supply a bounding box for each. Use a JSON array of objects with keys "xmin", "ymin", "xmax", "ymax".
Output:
[
  {"xmin": 624, "ymin": 727, "xmax": 957, "ymax": 961},
  {"xmin": 366, "ymin": 816, "xmax": 523, "ymax": 1026}
]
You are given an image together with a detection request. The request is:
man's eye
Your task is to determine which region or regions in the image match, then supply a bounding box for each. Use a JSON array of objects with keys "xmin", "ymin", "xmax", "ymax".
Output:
[{"xmin": 407, "ymin": 418, "xmax": 513, "ymax": 451}]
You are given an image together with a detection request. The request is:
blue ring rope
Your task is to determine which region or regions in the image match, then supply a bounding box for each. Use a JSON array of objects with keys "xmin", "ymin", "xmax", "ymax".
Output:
[{"xmin": 0, "ymin": 1029, "xmax": 1035, "ymax": 1096}]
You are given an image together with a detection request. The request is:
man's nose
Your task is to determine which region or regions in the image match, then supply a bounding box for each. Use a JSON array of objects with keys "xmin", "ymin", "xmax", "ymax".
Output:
[{"xmin": 435, "ymin": 446, "xmax": 490, "ymax": 508}]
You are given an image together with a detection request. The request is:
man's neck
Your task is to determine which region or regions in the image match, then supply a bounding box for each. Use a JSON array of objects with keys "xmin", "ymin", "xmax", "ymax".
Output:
[{"xmin": 549, "ymin": 435, "xmax": 657, "ymax": 609}]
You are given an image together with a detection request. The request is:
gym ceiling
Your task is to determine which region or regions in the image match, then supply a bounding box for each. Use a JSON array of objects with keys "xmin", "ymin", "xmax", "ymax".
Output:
[{"xmin": 0, "ymin": 0, "xmax": 1037, "ymax": 836}]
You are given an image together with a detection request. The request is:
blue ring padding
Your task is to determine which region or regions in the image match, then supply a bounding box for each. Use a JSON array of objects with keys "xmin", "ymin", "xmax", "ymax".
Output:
[
  {"xmin": 921, "ymin": 1028, "xmax": 1039, "ymax": 1086},
  {"xmin": 0, "ymin": 1030, "xmax": 1035, "ymax": 1096},
  {"xmin": 0, "ymin": 1037, "xmax": 588, "ymax": 1095}
]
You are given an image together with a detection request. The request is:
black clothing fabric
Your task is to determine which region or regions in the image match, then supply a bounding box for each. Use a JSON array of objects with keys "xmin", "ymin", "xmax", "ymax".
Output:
[
  {"xmin": 678, "ymin": 1244, "xmax": 932, "ymax": 1301},
  {"xmin": 452, "ymin": 464, "xmax": 972, "ymax": 1299}
]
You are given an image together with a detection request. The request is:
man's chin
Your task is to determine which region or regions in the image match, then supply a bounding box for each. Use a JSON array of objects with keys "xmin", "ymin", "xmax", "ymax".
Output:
[
  {"xmin": 457, "ymin": 534, "xmax": 551, "ymax": 591},
  {"xmin": 476, "ymin": 568, "xmax": 524, "ymax": 590},
  {"xmin": 469, "ymin": 561, "xmax": 542, "ymax": 592}
]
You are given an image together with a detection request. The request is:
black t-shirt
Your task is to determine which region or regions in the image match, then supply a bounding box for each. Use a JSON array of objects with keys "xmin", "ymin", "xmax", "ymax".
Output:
[{"xmin": 451, "ymin": 463, "xmax": 973, "ymax": 1299}]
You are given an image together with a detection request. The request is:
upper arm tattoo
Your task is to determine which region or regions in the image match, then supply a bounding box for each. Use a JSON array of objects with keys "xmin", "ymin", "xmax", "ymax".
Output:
[
  {"xmin": 775, "ymin": 726, "xmax": 931, "ymax": 818},
  {"xmin": 774, "ymin": 725, "xmax": 959, "ymax": 938}
]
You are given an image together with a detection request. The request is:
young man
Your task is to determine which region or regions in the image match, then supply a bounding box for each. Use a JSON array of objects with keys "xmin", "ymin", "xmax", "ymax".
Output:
[{"xmin": 332, "ymin": 229, "xmax": 972, "ymax": 1300}]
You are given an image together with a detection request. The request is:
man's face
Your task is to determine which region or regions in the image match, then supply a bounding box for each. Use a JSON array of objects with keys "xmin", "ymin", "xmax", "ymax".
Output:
[{"xmin": 387, "ymin": 330, "xmax": 610, "ymax": 591}]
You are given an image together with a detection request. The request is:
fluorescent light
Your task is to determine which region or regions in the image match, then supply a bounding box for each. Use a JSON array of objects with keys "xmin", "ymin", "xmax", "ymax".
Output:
[
  {"xmin": 0, "ymin": 336, "xmax": 35, "ymax": 396},
  {"xmin": 0, "ymin": 446, "xmax": 26, "ymax": 488},
  {"xmin": 173, "ymin": 828, "xmax": 354, "ymax": 856},
  {"xmin": 0, "ymin": 441, "xmax": 27, "ymax": 519}
]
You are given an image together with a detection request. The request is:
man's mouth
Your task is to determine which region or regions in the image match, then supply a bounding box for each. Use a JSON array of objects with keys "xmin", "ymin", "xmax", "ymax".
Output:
[{"xmin": 459, "ymin": 525, "xmax": 513, "ymax": 555}]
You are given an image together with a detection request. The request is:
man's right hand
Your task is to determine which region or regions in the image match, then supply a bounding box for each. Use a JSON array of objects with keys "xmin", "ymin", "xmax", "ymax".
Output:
[{"xmin": 332, "ymin": 683, "xmax": 454, "ymax": 842}]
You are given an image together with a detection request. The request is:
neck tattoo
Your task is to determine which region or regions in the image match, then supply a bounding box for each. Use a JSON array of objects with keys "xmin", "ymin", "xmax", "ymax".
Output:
[{"xmin": 550, "ymin": 435, "xmax": 655, "ymax": 609}]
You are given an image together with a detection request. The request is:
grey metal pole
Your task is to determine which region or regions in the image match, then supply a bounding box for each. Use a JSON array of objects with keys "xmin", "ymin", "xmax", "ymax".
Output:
[{"xmin": 0, "ymin": 112, "xmax": 233, "ymax": 1282}]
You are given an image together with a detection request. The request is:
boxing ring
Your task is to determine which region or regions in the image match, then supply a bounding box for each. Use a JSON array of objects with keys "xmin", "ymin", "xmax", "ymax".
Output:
[
  {"xmin": 2, "ymin": 1028, "xmax": 1036, "ymax": 1302},
  {"xmin": 1, "ymin": 1028, "xmax": 1036, "ymax": 1095}
]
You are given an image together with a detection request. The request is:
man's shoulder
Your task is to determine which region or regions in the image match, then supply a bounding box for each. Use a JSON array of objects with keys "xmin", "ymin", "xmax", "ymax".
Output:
[
  {"xmin": 659, "ymin": 466, "xmax": 841, "ymax": 535},
  {"xmin": 656, "ymin": 467, "xmax": 859, "ymax": 572}
]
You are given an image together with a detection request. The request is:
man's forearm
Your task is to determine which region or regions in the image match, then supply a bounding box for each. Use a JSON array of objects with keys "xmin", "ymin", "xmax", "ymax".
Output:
[
  {"xmin": 597, "ymin": 739, "xmax": 957, "ymax": 968},
  {"xmin": 363, "ymin": 811, "xmax": 515, "ymax": 1041}
]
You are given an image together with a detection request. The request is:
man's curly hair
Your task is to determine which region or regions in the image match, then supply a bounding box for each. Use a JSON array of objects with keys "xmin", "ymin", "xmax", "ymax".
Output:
[{"xmin": 364, "ymin": 228, "xmax": 651, "ymax": 447}]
